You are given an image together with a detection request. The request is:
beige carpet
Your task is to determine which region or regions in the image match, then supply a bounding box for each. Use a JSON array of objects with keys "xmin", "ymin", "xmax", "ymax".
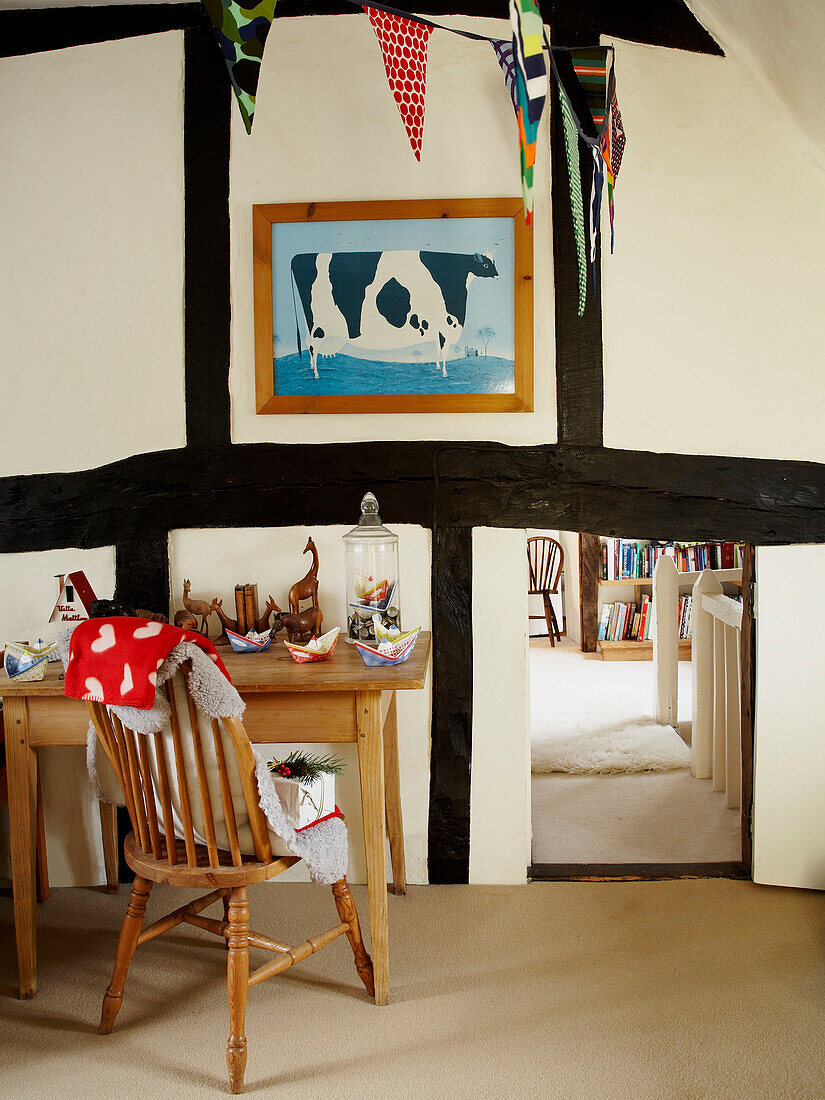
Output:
[
  {"xmin": 530, "ymin": 640, "xmax": 740, "ymax": 864},
  {"xmin": 2, "ymin": 880, "xmax": 824, "ymax": 1098},
  {"xmin": 532, "ymin": 770, "xmax": 742, "ymax": 864}
]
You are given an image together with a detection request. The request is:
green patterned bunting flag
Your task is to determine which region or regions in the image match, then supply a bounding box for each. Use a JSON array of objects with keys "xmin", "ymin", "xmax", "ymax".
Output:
[
  {"xmin": 559, "ymin": 92, "xmax": 587, "ymax": 316},
  {"xmin": 201, "ymin": 0, "xmax": 278, "ymax": 133}
]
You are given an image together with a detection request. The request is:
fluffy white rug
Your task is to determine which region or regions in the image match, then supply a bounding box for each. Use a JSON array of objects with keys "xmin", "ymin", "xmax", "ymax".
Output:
[
  {"xmin": 531, "ymin": 722, "xmax": 691, "ymax": 774},
  {"xmin": 530, "ymin": 645, "xmax": 692, "ymax": 775}
]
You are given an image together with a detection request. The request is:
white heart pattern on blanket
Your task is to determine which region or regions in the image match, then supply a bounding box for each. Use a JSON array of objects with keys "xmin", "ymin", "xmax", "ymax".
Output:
[
  {"xmin": 148, "ymin": 671, "xmax": 157, "ymax": 687},
  {"xmin": 134, "ymin": 621, "xmax": 163, "ymax": 639},
  {"xmin": 84, "ymin": 677, "xmax": 104, "ymax": 699},
  {"xmin": 120, "ymin": 663, "xmax": 134, "ymax": 695},
  {"xmin": 90, "ymin": 623, "xmax": 116, "ymax": 653}
]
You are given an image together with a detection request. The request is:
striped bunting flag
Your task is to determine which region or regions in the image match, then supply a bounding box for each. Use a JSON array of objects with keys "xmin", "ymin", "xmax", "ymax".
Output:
[
  {"xmin": 510, "ymin": 0, "xmax": 547, "ymax": 224},
  {"xmin": 491, "ymin": 39, "xmax": 519, "ymax": 118},
  {"xmin": 559, "ymin": 92, "xmax": 588, "ymax": 316}
]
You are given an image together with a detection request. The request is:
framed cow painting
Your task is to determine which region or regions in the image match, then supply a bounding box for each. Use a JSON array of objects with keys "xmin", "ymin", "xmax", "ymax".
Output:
[{"xmin": 252, "ymin": 198, "xmax": 533, "ymax": 413}]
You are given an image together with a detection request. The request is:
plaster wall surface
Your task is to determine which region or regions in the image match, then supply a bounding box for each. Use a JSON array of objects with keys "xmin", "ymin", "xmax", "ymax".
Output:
[
  {"xmin": 469, "ymin": 527, "xmax": 531, "ymax": 884},
  {"xmin": 0, "ymin": 33, "xmax": 186, "ymax": 476},
  {"xmin": 168, "ymin": 524, "xmax": 432, "ymax": 885},
  {"xmin": 228, "ymin": 14, "xmax": 556, "ymax": 446},
  {"xmin": 0, "ymin": 546, "xmax": 116, "ymax": 886},
  {"xmin": 602, "ymin": 38, "xmax": 825, "ymax": 461}
]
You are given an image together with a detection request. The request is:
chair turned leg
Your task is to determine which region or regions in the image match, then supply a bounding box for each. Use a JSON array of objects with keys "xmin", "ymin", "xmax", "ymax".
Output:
[
  {"xmin": 226, "ymin": 886, "xmax": 250, "ymax": 1095},
  {"xmin": 548, "ymin": 601, "xmax": 561, "ymax": 645},
  {"xmin": 100, "ymin": 876, "xmax": 152, "ymax": 1034},
  {"xmin": 332, "ymin": 878, "xmax": 374, "ymax": 997},
  {"xmin": 542, "ymin": 594, "xmax": 555, "ymax": 647}
]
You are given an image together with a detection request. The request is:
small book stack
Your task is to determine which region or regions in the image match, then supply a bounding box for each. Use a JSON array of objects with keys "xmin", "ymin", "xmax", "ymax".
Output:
[
  {"xmin": 601, "ymin": 539, "xmax": 745, "ymax": 580},
  {"xmin": 598, "ymin": 594, "xmax": 694, "ymax": 642}
]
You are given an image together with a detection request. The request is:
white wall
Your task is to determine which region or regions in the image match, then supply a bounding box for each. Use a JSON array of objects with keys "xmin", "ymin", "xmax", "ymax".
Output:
[
  {"xmin": 602, "ymin": 37, "xmax": 825, "ymax": 462},
  {"xmin": 169, "ymin": 524, "xmax": 432, "ymax": 884},
  {"xmin": 469, "ymin": 528, "xmax": 530, "ymax": 883},
  {"xmin": 0, "ymin": 546, "xmax": 116, "ymax": 885},
  {"xmin": 753, "ymin": 545, "xmax": 825, "ymax": 890},
  {"xmin": 228, "ymin": 14, "xmax": 556, "ymax": 446},
  {"xmin": 0, "ymin": 33, "xmax": 186, "ymax": 476}
]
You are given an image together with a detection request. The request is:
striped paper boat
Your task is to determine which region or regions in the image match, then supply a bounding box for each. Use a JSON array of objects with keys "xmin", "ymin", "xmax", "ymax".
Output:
[
  {"xmin": 354, "ymin": 627, "xmax": 420, "ymax": 667},
  {"xmin": 225, "ymin": 628, "xmax": 272, "ymax": 653}
]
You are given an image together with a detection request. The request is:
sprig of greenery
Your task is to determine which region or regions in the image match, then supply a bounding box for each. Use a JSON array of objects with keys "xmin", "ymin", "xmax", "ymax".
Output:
[{"xmin": 267, "ymin": 750, "xmax": 345, "ymax": 782}]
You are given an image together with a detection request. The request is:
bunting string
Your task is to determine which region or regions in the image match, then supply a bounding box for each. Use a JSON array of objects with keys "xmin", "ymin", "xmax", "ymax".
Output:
[{"xmin": 198, "ymin": 0, "xmax": 626, "ymax": 314}]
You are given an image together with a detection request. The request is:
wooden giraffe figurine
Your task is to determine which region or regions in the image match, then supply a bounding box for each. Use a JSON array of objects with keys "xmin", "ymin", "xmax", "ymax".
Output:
[{"xmin": 288, "ymin": 537, "xmax": 320, "ymax": 615}]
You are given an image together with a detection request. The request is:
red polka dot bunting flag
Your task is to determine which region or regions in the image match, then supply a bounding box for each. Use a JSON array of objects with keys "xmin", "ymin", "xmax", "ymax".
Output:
[{"xmin": 364, "ymin": 6, "xmax": 433, "ymax": 161}]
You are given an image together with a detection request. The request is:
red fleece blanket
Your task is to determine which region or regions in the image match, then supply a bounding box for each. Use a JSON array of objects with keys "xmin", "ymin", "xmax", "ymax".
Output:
[{"xmin": 64, "ymin": 617, "xmax": 230, "ymax": 709}]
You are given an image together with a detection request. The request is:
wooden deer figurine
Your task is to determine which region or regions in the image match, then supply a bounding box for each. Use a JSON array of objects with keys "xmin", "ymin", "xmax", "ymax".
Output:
[
  {"xmin": 182, "ymin": 580, "xmax": 219, "ymax": 637},
  {"xmin": 288, "ymin": 537, "xmax": 320, "ymax": 615},
  {"xmin": 254, "ymin": 596, "xmax": 278, "ymax": 635},
  {"xmin": 269, "ymin": 602, "xmax": 323, "ymax": 645}
]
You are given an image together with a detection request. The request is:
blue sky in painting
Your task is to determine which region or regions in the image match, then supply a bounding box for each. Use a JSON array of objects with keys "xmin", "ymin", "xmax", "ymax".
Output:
[{"xmin": 271, "ymin": 216, "xmax": 515, "ymax": 366}]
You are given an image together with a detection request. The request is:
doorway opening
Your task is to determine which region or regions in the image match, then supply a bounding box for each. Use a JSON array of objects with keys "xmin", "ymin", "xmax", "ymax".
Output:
[{"xmin": 527, "ymin": 530, "xmax": 753, "ymax": 880}]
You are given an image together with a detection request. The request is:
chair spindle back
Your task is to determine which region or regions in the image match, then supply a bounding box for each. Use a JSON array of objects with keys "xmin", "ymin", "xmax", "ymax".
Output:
[
  {"xmin": 88, "ymin": 662, "xmax": 272, "ymax": 869},
  {"xmin": 527, "ymin": 536, "xmax": 564, "ymax": 594}
]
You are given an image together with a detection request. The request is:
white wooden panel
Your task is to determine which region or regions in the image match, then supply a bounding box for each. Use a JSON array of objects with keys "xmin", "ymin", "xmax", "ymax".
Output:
[
  {"xmin": 712, "ymin": 618, "xmax": 726, "ymax": 792},
  {"xmin": 753, "ymin": 545, "xmax": 825, "ymax": 889},
  {"xmin": 653, "ymin": 555, "xmax": 678, "ymax": 724},
  {"xmin": 470, "ymin": 528, "xmax": 530, "ymax": 884},
  {"xmin": 724, "ymin": 622, "xmax": 741, "ymax": 810},
  {"xmin": 691, "ymin": 570, "xmax": 723, "ymax": 778}
]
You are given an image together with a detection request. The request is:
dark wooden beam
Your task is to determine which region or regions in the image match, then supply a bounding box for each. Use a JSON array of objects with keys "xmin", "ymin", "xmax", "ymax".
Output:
[
  {"xmin": 114, "ymin": 536, "xmax": 171, "ymax": 614},
  {"xmin": 4, "ymin": 442, "xmax": 825, "ymax": 553},
  {"xmin": 739, "ymin": 543, "xmax": 755, "ymax": 871},
  {"xmin": 184, "ymin": 28, "xmax": 232, "ymax": 450},
  {"xmin": 0, "ymin": 4, "xmax": 208, "ymax": 56},
  {"xmin": 428, "ymin": 526, "xmax": 473, "ymax": 883},
  {"xmin": 545, "ymin": 0, "xmax": 722, "ymax": 55},
  {"xmin": 530, "ymin": 861, "xmax": 748, "ymax": 881},
  {"xmin": 578, "ymin": 533, "xmax": 600, "ymax": 652}
]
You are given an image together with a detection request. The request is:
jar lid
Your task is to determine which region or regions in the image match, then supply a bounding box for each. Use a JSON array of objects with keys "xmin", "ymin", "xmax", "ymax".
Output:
[{"xmin": 343, "ymin": 492, "xmax": 397, "ymax": 540}]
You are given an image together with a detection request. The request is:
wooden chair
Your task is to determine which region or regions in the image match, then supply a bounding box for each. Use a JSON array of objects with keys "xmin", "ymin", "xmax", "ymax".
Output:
[
  {"xmin": 86, "ymin": 663, "xmax": 373, "ymax": 1094},
  {"xmin": 527, "ymin": 536, "xmax": 564, "ymax": 646}
]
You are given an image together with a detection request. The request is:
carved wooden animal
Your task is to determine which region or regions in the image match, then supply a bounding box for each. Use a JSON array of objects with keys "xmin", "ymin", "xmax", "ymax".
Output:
[
  {"xmin": 269, "ymin": 602, "xmax": 323, "ymax": 645},
  {"xmin": 135, "ymin": 609, "xmax": 168, "ymax": 624},
  {"xmin": 288, "ymin": 538, "xmax": 320, "ymax": 615},
  {"xmin": 213, "ymin": 599, "xmax": 240, "ymax": 635},
  {"xmin": 173, "ymin": 609, "xmax": 199, "ymax": 632},
  {"xmin": 254, "ymin": 596, "xmax": 278, "ymax": 635},
  {"xmin": 182, "ymin": 580, "xmax": 219, "ymax": 636}
]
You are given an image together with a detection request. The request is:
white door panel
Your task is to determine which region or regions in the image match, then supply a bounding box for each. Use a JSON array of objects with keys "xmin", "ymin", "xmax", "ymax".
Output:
[{"xmin": 753, "ymin": 545, "xmax": 825, "ymax": 889}]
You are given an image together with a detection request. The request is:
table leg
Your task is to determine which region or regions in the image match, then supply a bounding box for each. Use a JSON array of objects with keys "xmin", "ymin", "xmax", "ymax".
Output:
[
  {"xmin": 356, "ymin": 689, "xmax": 388, "ymax": 1006},
  {"xmin": 4, "ymin": 697, "xmax": 38, "ymax": 998},
  {"xmin": 382, "ymin": 692, "xmax": 406, "ymax": 895},
  {"xmin": 35, "ymin": 755, "xmax": 50, "ymax": 904},
  {"xmin": 99, "ymin": 801, "xmax": 120, "ymax": 894}
]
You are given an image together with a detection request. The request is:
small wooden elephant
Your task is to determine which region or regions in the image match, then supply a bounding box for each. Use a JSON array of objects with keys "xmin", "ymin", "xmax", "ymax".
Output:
[{"xmin": 268, "ymin": 602, "xmax": 323, "ymax": 645}]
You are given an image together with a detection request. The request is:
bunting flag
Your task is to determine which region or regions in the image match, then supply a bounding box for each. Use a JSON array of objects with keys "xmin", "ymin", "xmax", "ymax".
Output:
[
  {"xmin": 364, "ymin": 6, "xmax": 433, "ymax": 161},
  {"xmin": 559, "ymin": 92, "xmax": 588, "ymax": 316},
  {"xmin": 491, "ymin": 40, "xmax": 519, "ymax": 118},
  {"xmin": 201, "ymin": 0, "xmax": 278, "ymax": 133},
  {"xmin": 510, "ymin": 0, "xmax": 547, "ymax": 224},
  {"xmin": 602, "ymin": 87, "xmax": 626, "ymax": 250}
]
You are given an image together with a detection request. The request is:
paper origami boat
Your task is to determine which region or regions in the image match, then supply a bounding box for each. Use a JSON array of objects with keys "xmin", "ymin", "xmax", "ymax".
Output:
[
  {"xmin": 284, "ymin": 627, "xmax": 340, "ymax": 664},
  {"xmin": 349, "ymin": 580, "xmax": 399, "ymax": 616},
  {"xmin": 225, "ymin": 628, "xmax": 272, "ymax": 653},
  {"xmin": 4, "ymin": 641, "xmax": 52, "ymax": 681},
  {"xmin": 354, "ymin": 626, "xmax": 420, "ymax": 667}
]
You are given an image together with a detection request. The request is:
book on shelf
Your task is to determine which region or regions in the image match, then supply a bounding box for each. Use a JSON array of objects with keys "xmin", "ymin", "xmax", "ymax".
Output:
[
  {"xmin": 599, "ymin": 537, "xmax": 745, "ymax": 581},
  {"xmin": 599, "ymin": 594, "xmax": 691, "ymax": 643}
]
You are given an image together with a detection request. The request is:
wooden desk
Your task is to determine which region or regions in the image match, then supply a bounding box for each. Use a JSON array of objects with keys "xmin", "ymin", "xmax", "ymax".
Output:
[{"xmin": 2, "ymin": 633, "xmax": 431, "ymax": 1004}]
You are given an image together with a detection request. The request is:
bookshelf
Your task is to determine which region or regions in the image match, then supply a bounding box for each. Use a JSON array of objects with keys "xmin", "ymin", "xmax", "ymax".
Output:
[{"xmin": 596, "ymin": 537, "xmax": 744, "ymax": 661}]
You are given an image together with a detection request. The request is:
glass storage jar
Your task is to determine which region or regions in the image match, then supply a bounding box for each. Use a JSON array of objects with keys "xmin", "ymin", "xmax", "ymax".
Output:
[{"xmin": 342, "ymin": 492, "xmax": 400, "ymax": 643}]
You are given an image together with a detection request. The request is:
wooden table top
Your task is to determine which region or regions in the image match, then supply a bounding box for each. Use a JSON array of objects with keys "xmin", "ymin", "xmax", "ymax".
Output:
[{"xmin": 0, "ymin": 631, "xmax": 431, "ymax": 697}]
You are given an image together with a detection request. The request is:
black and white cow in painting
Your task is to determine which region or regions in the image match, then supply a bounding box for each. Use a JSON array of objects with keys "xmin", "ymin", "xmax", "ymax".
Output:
[{"xmin": 290, "ymin": 250, "xmax": 499, "ymax": 378}]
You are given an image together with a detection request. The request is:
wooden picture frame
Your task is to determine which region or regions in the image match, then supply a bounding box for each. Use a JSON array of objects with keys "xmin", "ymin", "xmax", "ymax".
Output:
[{"xmin": 253, "ymin": 198, "xmax": 533, "ymax": 414}]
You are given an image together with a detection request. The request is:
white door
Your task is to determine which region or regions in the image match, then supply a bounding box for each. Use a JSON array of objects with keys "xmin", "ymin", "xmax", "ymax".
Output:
[{"xmin": 753, "ymin": 545, "xmax": 825, "ymax": 889}]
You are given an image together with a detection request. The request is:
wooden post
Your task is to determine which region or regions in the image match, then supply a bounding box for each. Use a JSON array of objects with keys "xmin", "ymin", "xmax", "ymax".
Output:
[
  {"xmin": 4, "ymin": 697, "xmax": 38, "ymax": 998},
  {"xmin": 356, "ymin": 688, "xmax": 388, "ymax": 1006},
  {"xmin": 653, "ymin": 555, "xmax": 678, "ymax": 725},
  {"xmin": 724, "ymin": 622, "xmax": 742, "ymax": 809},
  {"xmin": 712, "ymin": 618, "xmax": 726, "ymax": 791},
  {"xmin": 579, "ymin": 533, "xmax": 601, "ymax": 653},
  {"xmin": 691, "ymin": 570, "xmax": 723, "ymax": 778}
]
